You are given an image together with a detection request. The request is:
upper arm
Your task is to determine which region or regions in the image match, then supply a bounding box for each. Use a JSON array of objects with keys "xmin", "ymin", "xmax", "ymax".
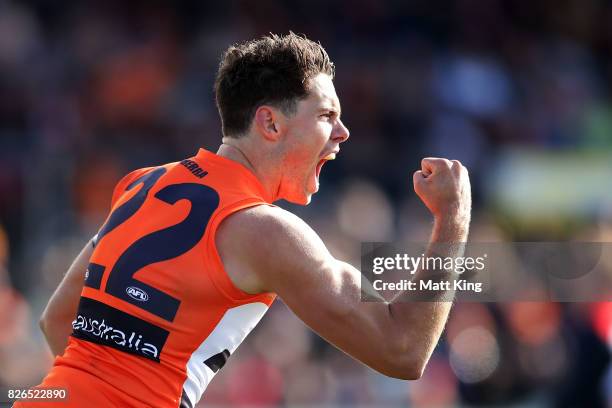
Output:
[{"xmin": 216, "ymin": 206, "xmax": 407, "ymax": 377}]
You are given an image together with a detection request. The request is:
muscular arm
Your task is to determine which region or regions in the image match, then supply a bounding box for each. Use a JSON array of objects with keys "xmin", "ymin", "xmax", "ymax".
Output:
[
  {"xmin": 40, "ymin": 240, "xmax": 92, "ymax": 356},
  {"xmin": 218, "ymin": 158, "xmax": 471, "ymax": 379}
]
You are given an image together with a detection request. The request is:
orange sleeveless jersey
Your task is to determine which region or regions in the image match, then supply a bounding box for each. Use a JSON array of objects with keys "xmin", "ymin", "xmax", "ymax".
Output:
[{"xmin": 23, "ymin": 149, "xmax": 276, "ymax": 407}]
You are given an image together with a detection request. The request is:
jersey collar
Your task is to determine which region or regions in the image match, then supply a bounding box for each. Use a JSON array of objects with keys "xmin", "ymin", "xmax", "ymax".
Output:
[{"xmin": 195, "ymin": 149, "xmax": 274, "ymax": 203}]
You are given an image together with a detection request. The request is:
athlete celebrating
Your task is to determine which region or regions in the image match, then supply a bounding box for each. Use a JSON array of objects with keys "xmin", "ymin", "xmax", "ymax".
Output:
[{"xmin": 15, "ymin": 33, "xmax": 471, "ymax": 407}]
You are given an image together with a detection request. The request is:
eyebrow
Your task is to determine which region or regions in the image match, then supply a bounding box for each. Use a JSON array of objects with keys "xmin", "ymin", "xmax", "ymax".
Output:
[{"xmin": 318, "ymin": 107, "xmax": 341, "ymax": 117}]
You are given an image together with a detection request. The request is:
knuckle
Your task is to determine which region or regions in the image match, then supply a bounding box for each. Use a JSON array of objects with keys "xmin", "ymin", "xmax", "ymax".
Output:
[
  {"xmin": 423, "ymin": 157, "xmax": 452, "ymax": 169},
  {"xmin": 439, "ymin": 162, "xmax": 453, "ymax": 173},
  {"xmin": 450, "ymin": 160, "xmax": 466, "ymax": 176}
]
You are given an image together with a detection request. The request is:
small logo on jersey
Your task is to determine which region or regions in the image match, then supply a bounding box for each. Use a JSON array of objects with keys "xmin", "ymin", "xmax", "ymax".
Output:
[{"xmin": 126, "ymin": 286, "xmax": 149, "ymax": 302}]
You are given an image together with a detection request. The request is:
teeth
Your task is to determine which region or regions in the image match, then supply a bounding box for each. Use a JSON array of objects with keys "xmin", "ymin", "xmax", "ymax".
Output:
[{"xmin": 323, "ymin": 153, "xmax": 336, "ymax": 161}]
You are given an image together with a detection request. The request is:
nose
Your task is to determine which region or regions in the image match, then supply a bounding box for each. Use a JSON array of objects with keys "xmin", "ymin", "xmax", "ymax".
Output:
[{"xmin": 332, "ymin": 118, "xmax": 350, "ymax": 143}]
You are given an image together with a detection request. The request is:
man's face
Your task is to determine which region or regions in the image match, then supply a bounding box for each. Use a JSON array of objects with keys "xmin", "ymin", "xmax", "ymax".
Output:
[{"xmin": 278, "ymin": 73, "xmax": 350, "ymax": 205}]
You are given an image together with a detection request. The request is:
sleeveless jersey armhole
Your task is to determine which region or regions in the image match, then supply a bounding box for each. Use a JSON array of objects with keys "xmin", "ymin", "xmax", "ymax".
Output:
[{"xmin": 203, "ymin": 199, "xmax": 277, "ymax": 306}]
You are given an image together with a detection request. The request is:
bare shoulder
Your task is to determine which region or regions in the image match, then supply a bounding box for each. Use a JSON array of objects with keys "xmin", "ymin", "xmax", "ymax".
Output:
[
  {"xmin": 217, "ymin": 204, "xmax": 329, "ymax": 257},
  {"xmin": 218, "ymin": 204, "xmax": 312, "ymax": 235},
  {"xmin": 216, "ymin": 205, "xmax": 332, "ymax": 294}
]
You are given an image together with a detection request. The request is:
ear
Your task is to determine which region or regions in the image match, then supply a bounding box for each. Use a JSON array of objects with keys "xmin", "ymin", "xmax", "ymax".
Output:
[{"xmin": 253, "ymin": 106, "xmax": 286, "ymax": 142}]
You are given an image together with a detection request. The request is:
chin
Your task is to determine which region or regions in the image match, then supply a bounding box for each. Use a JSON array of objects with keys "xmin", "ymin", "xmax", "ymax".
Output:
[
  {"xmin": 282, "ymin": 187, "xmax": 314, "ymax": 205},
  {"xmin": 280, "ymin": 177, "xmax": 317, "ymax": 205},
  {"xmin": 284, "ymin": 193, "xmax": 313, "ymax": 206}
]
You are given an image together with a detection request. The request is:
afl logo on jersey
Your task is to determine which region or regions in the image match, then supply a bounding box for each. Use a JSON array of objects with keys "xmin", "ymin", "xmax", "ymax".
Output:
[{"xmin": 126, "ymin": 286, "xmax": 149, "ymax": 302}]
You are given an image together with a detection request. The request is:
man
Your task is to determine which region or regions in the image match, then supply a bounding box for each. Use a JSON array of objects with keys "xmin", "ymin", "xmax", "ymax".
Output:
[{"xmin": 15, "ymin": 33, "xmax": 470, "ymax": 407}]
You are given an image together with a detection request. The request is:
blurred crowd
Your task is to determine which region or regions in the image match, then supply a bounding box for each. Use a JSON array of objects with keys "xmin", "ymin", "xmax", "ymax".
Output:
[{"xmin": 1, "ymin": 0, "xmax": 611, "ymax": 406}]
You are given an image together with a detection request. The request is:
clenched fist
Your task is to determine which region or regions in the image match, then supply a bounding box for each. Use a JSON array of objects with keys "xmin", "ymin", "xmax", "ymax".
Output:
[{"xmin": 413, "ymin": 158, "xmax": 471, "ymax": 225}]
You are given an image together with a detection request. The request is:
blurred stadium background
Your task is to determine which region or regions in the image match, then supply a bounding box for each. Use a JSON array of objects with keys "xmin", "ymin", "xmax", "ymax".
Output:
[{"xmin": 0, "ymin": 0, "xmax": 611, "ymax": 406}]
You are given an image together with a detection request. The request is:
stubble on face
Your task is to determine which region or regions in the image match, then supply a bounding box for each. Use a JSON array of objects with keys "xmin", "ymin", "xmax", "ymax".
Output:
[{"xmin": 277, "ymin": 74, "xmax": 342, "ymax": 205}]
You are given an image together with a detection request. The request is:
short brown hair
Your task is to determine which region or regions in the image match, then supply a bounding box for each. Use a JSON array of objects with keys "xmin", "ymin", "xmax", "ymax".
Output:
[{"xmin": 214, "ymin": 32, "xmax": 335, "ymax": 137}]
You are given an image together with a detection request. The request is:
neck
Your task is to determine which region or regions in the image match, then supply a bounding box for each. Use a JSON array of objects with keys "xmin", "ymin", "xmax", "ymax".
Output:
[{"xmin": 216, "ymin": 139, "xmax": 282, "ymax": 202}]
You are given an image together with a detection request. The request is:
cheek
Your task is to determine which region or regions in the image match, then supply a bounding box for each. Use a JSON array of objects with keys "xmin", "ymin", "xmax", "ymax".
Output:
[
  {"xmin": 307, "ymin": 124, "xmax": 331, "ymax": 153},
  {"xmin": 290, "ymin": 138, "xmax": 323, "ymax": 163},
  {"xmin": 285, "ymin": 150, "xmax": 312, "ymax": 168},
  {"xmin": 284, "ymin": 122, "xmax": 330, "ymax": 166}
]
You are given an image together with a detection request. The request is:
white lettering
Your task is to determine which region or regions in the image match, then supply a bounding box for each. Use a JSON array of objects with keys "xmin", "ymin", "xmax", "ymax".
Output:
[
  {"xmin": 141, "ymin": 343, "xmax": 158, "ymax": 358},
  {"xmin": 373, "ymin": 257, "xmax": 385, "ymax": 274},
  {"xmin": 110, "ymin": 329, "xmax": 126, "ymax": 346},
  {"xmin": 72, "ymin": 313, "xmax": 162, "ymax": 358}
]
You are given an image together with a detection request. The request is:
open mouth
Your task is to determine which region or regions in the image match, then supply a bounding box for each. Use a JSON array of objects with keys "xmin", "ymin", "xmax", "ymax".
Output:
[{"xmin": 316, "ymin": 152, "xmax": 336, "ymax": 178}]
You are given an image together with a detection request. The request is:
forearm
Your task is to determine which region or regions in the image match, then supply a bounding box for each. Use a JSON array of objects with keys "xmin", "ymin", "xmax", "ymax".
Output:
[
  {"xmin": 40, "ymin": 313, "xmax": 77, "ymax": 357},
  {"xmin": 387, "ymin": 214, "xmax": 469, "ymax": 373},
  {"xmin": 40, "ymin": 280, "xmax": 84, "ymax": 356}
]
